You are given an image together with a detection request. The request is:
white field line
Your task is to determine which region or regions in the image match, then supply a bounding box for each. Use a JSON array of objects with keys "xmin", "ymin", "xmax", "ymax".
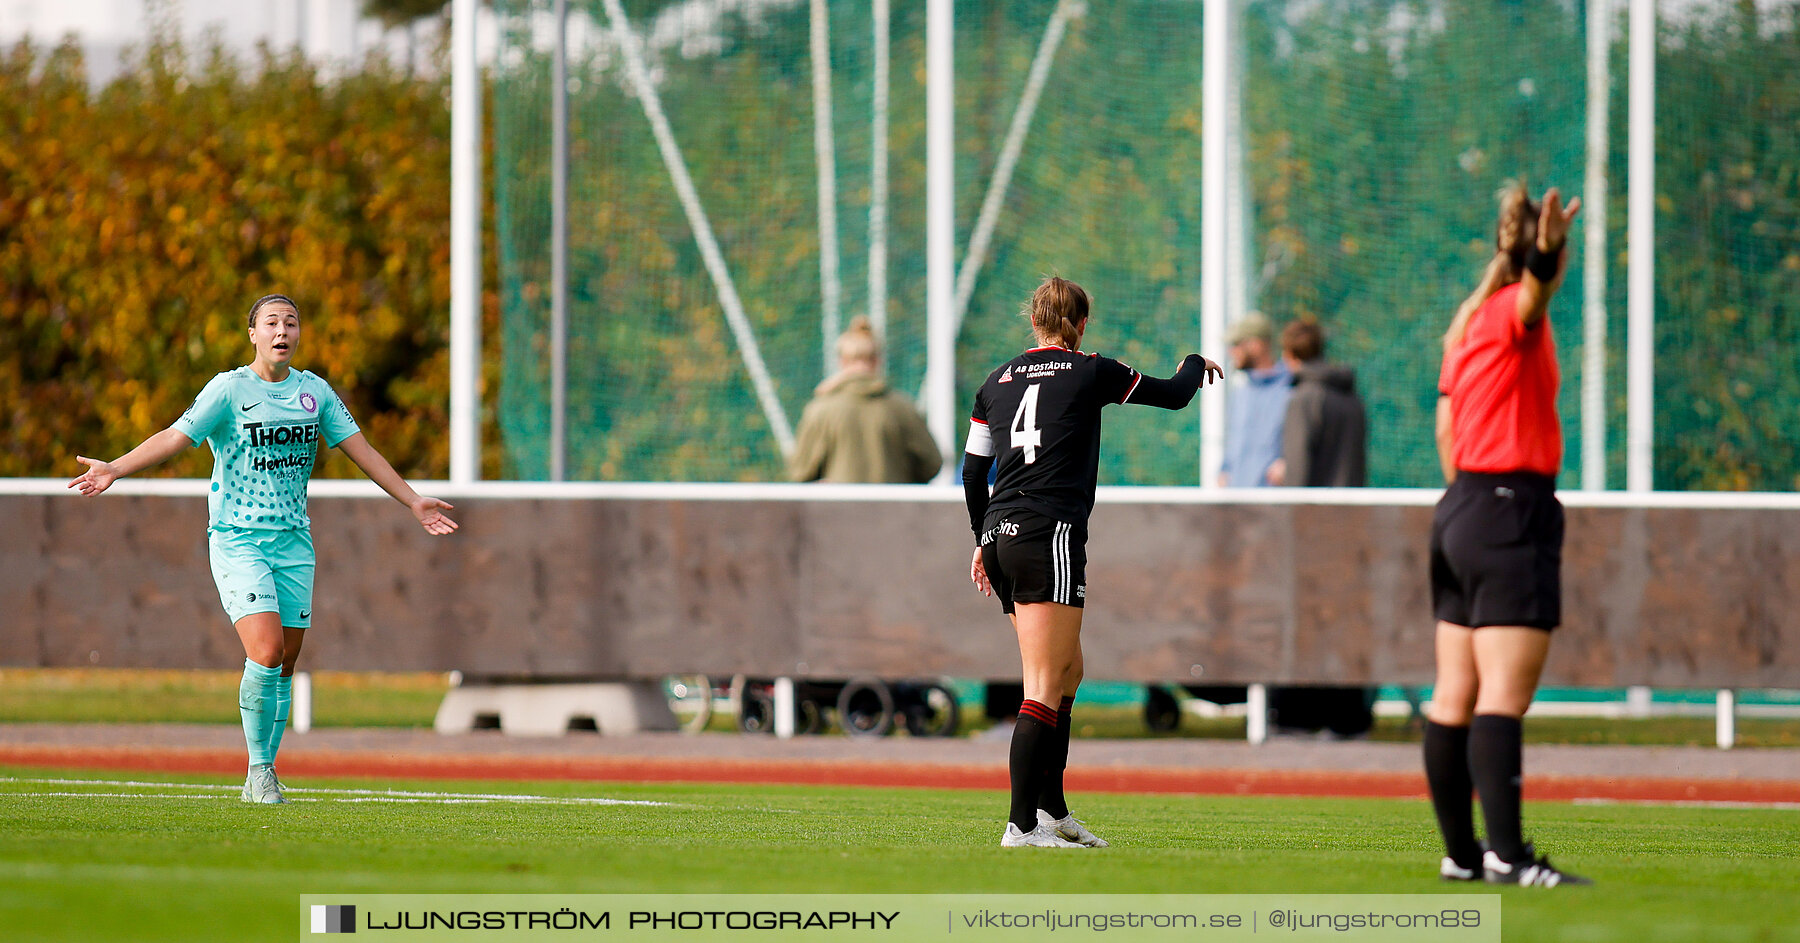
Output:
[
  {"xmin": 1572, "ymin": 798, "xmax": 1800, "ymax": 812},
  {"xmin": 14, "ymin": 793, "xmax": 235, "ymax": 800},
  {"xmin": 0, "ymin": 777, "xmax": 670, "ymax": 806}
]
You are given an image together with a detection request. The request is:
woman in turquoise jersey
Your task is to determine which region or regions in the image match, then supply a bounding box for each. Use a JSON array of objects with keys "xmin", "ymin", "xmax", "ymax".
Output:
[{"xmin": 70, "ymin": 294, "xmax": 457, "ymax": 803}]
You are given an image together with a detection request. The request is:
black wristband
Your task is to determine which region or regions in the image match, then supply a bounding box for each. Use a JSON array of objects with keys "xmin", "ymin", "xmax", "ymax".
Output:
[{"xmin": 1523, "ymin": 244, "xmax": 1562, "ymax": 282}]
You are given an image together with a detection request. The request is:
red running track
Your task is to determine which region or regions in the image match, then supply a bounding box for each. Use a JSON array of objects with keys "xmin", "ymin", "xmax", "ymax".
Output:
[{"xmin": 3, "ymin": 744, "xmax": 1798, "ymax": 805}]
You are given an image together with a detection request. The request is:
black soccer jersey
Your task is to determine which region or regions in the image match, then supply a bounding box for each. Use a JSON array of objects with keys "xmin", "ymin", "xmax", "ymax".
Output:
[{"xmin": 966, "ymin": 345, "xmax": 1141, "ymax": 526}]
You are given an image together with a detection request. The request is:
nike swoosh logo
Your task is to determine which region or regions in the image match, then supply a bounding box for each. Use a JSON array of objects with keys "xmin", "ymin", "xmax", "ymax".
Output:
[
  {"xmin": 299, "ymin": 611, "xmax": 311, "ymax": 620},
  {"xmin": 241, "ymin": 403, "xmax": 258, "ymax": 412}
]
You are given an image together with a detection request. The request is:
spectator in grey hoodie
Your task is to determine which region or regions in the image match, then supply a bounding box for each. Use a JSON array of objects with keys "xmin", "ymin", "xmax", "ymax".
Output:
[
  {"xmin": 1266, "ymin": 318, "xmax": 1374, "ymax": 740},
  {"xmin": 1269, "ymin": 319, "xmax": 1366, "ymax": 488}
]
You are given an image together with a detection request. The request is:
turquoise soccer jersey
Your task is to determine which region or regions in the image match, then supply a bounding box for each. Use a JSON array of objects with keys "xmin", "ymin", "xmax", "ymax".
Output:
[{"xmin": 173, "ymin": 367, "xmax": 360, "ymax": 530}]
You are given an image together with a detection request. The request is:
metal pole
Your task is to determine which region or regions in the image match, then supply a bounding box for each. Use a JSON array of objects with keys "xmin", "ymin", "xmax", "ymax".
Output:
[
  {"xmin": 868, "ymin": 0, "xmax": 890, "ymax": 340},
  {"xmin": 924, "ymin": 0, "xmax": 954, "ymax": 479},
  {"xmin": 450, "ymin": 0, "xmax": 482, "ymax": 484},
  {"xmin": 1200, "ymin": 0, "xmax": 1232, "ymax": 488},
  {"xmin": 1627, "ymin": 0, "xmax": 1654, "ymax": 492},
  {"xmin": 811, "ymin": 0, "xmax": 843, "ymax": 377},
  {"xmin": 1225, "ymin": 14, "xmax": 1250, "ymax": 342},
  {"xmin": 550, "ymin": 0, "xmax": 569, "ymax": 481},
  {"xmin": 1582, "ymin": 0, "xmax": 1611, "ymax": 492}
]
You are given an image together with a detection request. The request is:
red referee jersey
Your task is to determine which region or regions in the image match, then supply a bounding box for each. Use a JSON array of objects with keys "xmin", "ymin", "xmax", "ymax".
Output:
[{"xmin": 1438, "ymin": 282, "xmax": 1562, "ymax": 476}]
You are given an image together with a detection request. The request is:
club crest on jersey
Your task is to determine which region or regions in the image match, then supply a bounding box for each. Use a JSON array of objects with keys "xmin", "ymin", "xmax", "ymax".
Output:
[
  {"xmin": 998, "ymin": 366, "xmax": 1015, "ymax": 383},
  {"xmin": 299, "ymin": 392, "xmax": 317, "ymax": 413}
]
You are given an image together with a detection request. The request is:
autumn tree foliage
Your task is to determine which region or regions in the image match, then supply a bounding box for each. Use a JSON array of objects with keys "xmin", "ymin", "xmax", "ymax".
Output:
[{"xmin": 0, "ymin": 35, "xmax": 478, "ymax": 479}]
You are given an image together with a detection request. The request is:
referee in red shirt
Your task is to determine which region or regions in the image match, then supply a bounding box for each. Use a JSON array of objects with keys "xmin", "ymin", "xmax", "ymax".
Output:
[{"xmin": 1424, "ymin": 182, "xmax": 1590, "ymax": 888}]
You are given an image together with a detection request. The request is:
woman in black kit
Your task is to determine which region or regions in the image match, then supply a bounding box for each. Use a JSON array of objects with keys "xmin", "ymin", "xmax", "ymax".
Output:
[{"xmin": 962, "ymin": 276, "xmax": 1221, "ymax": 848}]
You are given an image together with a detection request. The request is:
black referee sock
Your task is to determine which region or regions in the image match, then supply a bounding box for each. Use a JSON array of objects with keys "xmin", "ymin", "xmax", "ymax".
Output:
[
  {"xmin": 1470, "ymin": 714, "xmax": 1526, "ymax": 863},
  {"xmin": 1009, "ymin": 700, "xmax": 1059, "ymax": 833},
  {"xmin": 1423, "ymin": 720, "xmax": 1481, "ymax": 867},
  {"xmin": 1037, "ymin": 696, "xmax": 1076, "ymax": 820}
]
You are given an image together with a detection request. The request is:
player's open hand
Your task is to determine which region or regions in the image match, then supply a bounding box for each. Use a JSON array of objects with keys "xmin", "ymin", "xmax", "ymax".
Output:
[
  {"xmin": 970, "ymin": 547, "xmax": 992, "ymax": 597},
  {"xmin": 411, "ymin": 496, "xmax": 459, "ymax": 536},
  {"xmin": 1185, "ymin": 353, "xmax": 1225, "ymax": 386},
  {"xmin": 68, "ymin": 456, "xmax": 119, "ymax": 497},
  {"xmin": 1537, "ymin": 188, "xmax": 1582, "ymax": 252}
]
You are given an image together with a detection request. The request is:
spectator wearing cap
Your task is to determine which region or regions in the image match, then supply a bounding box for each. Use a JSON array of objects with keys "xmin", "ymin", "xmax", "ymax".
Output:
[{"xmin": 1217, "ymin": 312, "xmax": 1291, "ymax": 488}]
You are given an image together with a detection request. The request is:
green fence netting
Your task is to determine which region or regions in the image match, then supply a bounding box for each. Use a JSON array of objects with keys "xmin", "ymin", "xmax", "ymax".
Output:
[
  {"xmin": 1653, "ymin": 0, "xmax": 1800, "ymax": 491},
  {"xmin": 492, "ymin": 0, "xmax": 1207, "ymax": 483},
  {"xmin": 491, "ymin": 0, "xmax": 1798, "ymax": 489}
]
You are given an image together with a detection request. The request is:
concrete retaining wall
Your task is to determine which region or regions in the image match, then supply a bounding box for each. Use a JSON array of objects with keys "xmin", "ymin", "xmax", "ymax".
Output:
[{"xmin": 4, "ymin": 492, "xmax": 1794, "ymax": 687}]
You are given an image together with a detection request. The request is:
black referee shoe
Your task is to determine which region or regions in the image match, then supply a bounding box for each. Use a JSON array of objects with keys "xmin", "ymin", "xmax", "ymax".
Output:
[{"xmin": 1483, "ymin": 845, "xmax": 1592, "ymax": 887}]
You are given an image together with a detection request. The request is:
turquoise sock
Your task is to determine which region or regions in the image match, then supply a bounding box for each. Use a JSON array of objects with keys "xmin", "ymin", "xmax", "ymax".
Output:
[
  {"xmin": 238, "ymin": 659, "xmax": 281, "ymax": 768},
  {"xmin": 269, "ymin": 674, "xmax": 293, "ymax": 761}
]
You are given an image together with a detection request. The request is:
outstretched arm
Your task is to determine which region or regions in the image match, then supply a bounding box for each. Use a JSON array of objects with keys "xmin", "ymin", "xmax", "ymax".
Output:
[
  {"xmin": 68, "ymin": 428, "xmax": 195, "ymax": 496},
  {"xmin": 1125, "ymin": 354, "xmax": 1224, "ymax": 409},
  {"xmin": 1516, "ymin": 188, "xmax": 1582, "ymax": 329},
  {"xmin": 335, "ymin": 432, "xmax": 458, "ymax": 535}
]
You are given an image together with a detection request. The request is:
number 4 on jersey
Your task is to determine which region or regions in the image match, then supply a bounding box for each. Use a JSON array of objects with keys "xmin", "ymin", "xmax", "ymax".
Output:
[{"xmin": 1010, "ymin": 384, "xmax": 1043, "ymax": 464}]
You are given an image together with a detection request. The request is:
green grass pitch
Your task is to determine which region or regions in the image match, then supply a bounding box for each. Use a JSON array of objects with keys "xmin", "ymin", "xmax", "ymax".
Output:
[{"xmin": 1, "ymin": 766, "xmax": 1796, "ymax": 942}]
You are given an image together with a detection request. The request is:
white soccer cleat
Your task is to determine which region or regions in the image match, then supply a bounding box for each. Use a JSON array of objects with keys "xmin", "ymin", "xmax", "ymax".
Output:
[
  {"xmin": 1038, "ymin": 810, "xmax": 1109, "ymax": 847},
  {"xmin": 1440, "ymin": 856, "xmax": 1479, "ymax": 881},
  {"xmin": 245, "ymin": 763, "xmax": 286, "ymax": 804},
  {"xmin": 1000, "ymin": 822, "xmax": 1083, "ymax": 848}
]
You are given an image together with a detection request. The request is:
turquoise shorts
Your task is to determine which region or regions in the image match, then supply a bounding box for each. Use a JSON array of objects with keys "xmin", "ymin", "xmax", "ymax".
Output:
[{"xmin": 207, "ymin": 527, "xmax": 315, "ymax": 628}]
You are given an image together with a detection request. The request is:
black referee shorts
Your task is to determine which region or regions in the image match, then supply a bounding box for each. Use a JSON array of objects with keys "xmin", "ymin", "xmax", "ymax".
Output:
[
  {"xmin": 1430, "ymin": 471, "xmax": 1563, "ymax": 630},
  {"xmin": 979, "ymin": 508, "xmax": 1086, "ymax": 615}
]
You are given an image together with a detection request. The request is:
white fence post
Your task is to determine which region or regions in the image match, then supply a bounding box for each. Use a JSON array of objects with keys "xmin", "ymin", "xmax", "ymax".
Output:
[
  {"xmin": 1246, "ymin": 683, "xmax": 1267, "ymax": 745},
  {"xmin": 293, "ymin": 671, "xmax": 313, "ymax": 734},
  {"xmin": 1716, "ymin": 689, "xmax": 1735, "ymax": 750},
  {"xmin": 774, "ymin": 677, "xmax": 797, "ymax": 739}
]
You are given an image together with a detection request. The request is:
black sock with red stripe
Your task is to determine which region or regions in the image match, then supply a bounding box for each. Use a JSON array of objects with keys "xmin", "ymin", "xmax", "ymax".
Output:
[
  {"xmin": 1009, "ymin": 699, "xmax": 1059, "ymax": 833},
  {"xmin": 1037, "ymin": 695, "xmax": 1076, "ymax": 819}
]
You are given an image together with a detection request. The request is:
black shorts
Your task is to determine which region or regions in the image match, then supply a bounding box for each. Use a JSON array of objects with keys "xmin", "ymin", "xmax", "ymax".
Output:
[
  {"xmin": 1430, "ymin": 471, "xmax": 1563, "ymax": 630},
  {"xmin": 979, "ymin": 508, "xmax": 1086, "ymax": 615}
]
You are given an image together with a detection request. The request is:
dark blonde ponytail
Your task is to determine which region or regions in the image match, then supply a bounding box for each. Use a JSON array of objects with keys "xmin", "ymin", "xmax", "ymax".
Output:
[
  {"xmin": 1023, "ymin": 276, "xmax": 1090, "ymax": 350},
  {"xmin": 1446, "ymin": 182, "xmax": 1539, "ymax": 350}
]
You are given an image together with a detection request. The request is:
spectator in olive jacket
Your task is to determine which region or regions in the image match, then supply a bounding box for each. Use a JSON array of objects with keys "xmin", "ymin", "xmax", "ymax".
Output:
[{"xmin": 789, "ymin": 317, "xmax": 942, "ymax": 483}]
